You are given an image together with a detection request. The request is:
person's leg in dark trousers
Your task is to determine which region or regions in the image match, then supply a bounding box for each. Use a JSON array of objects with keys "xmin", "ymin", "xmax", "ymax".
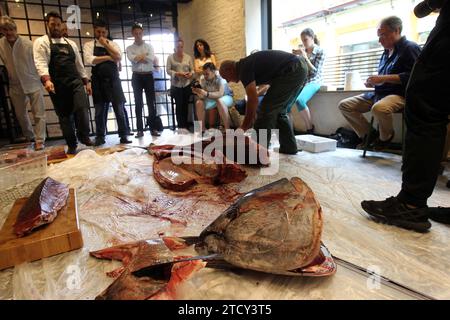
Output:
[
  {"xmin": 172, "ymin": 87, "xmax": 183, "ymax": 128},
  {"xmin": 254, "ymin": 60, "xmax": 307, "ymax": 154},
  {"xmin": 181, "ymin": 86, "xmax": 192, "ymax": 129},
  {"xmin": 95, "ymin": 102, "xmax": 108, "ymax": 139},
  {"xmin": 57, "ymin": 114, "xmax": 77, "ymax": 148},
  {"xmin": 132, "ymin": 73, "xmax": 145, "ymax": 132},
  {"xmin": 397, "ymin": 79, "xmax": 450, "ymax": 207},
  {"xmin": 142, "ymin": 73, "xmax": 157, "ymax": 131},
  {"xmin": 122, "ymin": 105, "xmax": 131, "ymax": 134},
  {"xmin": 50, "ymin": 89, "xmax": 81, "ymax": 148},
  {"xmin": 111, "ymin": 100, "xmax": 128, "ymax": 138},
  {"xmin": 72, "ymin": 84, "xmax": 92, "ymax": 143},
  {"xmin": 172, "ymin": 86, "xmax": 190, "ymax": 129}
]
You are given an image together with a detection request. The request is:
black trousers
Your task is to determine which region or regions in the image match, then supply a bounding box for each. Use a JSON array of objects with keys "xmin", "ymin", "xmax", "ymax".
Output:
[
  {"xmin": 171, "ymin": 86, "xmax": 192, "ymax": 129},
  {"xmin": 95, "ymin": 101, "xmax": 128, "ymax": 138},
  {"xmin": 254, "ymin": 59, "xmax": 307, "ymax": 154},
  {"xmin": 57, "ymin": 109, "xmax": 90, "ymax": 148},
  {"xmin": 51, "ymin": 83, "xmax": 91, "ymax": 148},
  {"xmin": 132, "ymin": 72, "xmax": 157, "ymax": 132},
  {"xmin": 397, "ymin": 28, "xmax": 450, "ymax": 207}
]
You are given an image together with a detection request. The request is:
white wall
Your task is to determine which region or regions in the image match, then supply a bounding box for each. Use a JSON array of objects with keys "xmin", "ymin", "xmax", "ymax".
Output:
[{"xmin": 245, "ymin": 0, "xmax": 262, "ymax": 55}]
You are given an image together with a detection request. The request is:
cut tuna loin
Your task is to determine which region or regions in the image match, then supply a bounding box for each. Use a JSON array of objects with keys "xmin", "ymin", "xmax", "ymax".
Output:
[
  {"xmin": 149, "ymin": 133, "xmax": 270, "ymax": 167},
  {"xmin": 13, "ymin": 177, "xmax": 69, "ymax": 237},
  {"xmin": 153, "ymin": 151, "xmax": 247, "ymax": 191}
]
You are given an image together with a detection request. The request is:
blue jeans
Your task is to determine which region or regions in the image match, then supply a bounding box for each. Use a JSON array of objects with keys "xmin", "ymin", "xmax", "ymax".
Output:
[{"xmin": 288, "ymin": 82, "xmax": 321, "ymax": 112}]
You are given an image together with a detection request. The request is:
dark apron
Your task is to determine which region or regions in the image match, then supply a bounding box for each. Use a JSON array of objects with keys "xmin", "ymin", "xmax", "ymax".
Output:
[
  {"xmin": 48, "ymin": 36, "xmax": 86, "ymax": 117},
  {"xmin": 91, "ymin": 40, "xmax": 126, "ymax": 105}
]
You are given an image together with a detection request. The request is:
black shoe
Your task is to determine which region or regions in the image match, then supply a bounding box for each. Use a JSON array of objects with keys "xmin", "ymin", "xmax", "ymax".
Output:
[
  {"xmin": 278, "ymin": 148, "xmax": 298, "ymax": 155},
  {"xmin": 361, "ymin": 196, "xmax": 431, "ymax": 232},
  {"xmin": 372, "ymin": 132, "xmax": 394, "ymax": 151},
  {"xmin": 135, "ymin": 131, "xmax": 144, "ymax": 138},
  {"xmin": 80, "ymin": 137, "xmax": 94, "ymax": 146},
  {"xmin": 67, "ymin": 146, "xmax": 77, "ymax": 155},
  {"xmin": 306, "ymin": 125, "xmax": 315, "ymax": 134},
  {"xmin": 94, "ymin": 137, "xmax": 106, "ymax": 146},
  {"xmin": 120, "ymin": 137, "xmax": 132, "ymax": 144},
  {"xmin": 151, "ymin": 130, "xmax": 161, "ymax": 137},
  {"xmin": 428, "ymin": 207, "xmax": 450, "ymax": 225},
  {"xmin": 357, "ymin": 129, "xmax": 379, "ymax": 149}
]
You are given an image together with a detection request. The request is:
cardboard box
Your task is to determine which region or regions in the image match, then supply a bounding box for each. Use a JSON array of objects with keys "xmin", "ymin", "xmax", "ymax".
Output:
[{"xmin": 296, "ymin": 135, "xmax": 337, "ymax": 153}]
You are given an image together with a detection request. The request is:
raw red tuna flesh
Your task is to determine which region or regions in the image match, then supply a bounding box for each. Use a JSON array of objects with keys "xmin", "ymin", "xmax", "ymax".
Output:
[{"xmin": 13, "ymin": 177, "xmax": 69, "ymax": 237}]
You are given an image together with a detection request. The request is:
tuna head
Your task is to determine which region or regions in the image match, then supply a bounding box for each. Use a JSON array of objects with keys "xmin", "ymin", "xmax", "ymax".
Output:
[{"xmin": 195, "ymin": 177, "xmax": 323, "ymax": 272}]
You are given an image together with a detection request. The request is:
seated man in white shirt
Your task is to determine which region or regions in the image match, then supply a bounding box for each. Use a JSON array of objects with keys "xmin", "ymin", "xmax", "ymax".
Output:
[
  {"xmin": 33, "ymin": 11, "xmax": 93, "ymax": 154},
  {"xmin": 0, "ymin": 16, "xmax": 46, "ymax": 150}
]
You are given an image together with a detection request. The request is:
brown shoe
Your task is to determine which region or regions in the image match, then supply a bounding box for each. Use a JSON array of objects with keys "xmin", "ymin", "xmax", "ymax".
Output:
[
  {"xmin": 151, "ymin": 130, "xmax": 161, "ymax": 137},
  {"xmin": 372, "ymin": 132, "xmax": 395, "ymax": 151},
  {"xmin": 34, "ymin": 141, "xmax": 45, "ymax": 151},
  {"xmin": 135, "ymin": 131, "xmax": 144, "ymax": 138}
]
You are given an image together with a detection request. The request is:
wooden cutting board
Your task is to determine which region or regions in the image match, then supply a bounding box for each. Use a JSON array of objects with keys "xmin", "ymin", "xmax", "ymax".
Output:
[{"xmin": 0, "ymin": 189, "xmax": 83, "ymax": 271}]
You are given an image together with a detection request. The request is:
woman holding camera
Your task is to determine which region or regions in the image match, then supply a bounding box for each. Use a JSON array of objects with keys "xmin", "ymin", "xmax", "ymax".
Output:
[
  {"xmin": 192, "ymin": 63, "xmax": 233, "ymax": 133},
  {"xmin": 167, "ymin": 39, "xmax": 194, "ymax": 131}
]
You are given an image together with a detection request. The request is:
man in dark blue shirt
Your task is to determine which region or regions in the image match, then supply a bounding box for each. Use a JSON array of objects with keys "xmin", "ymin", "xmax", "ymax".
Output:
[
  {"xmin": 220, "ymin": 50, "xmax": 308, "ymax": 154},
  {"xmin": 362, "ymin": 0, "xmax": 450, "ymax": 232},
  {"xmin": 338, "ymin": 16, "xmax": 421, "ymax": 150}
]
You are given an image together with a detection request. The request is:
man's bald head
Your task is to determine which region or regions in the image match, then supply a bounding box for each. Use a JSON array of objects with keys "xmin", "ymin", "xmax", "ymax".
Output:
[{"xmin": 219, "ymin": 60, "xmax": 238, "ymax": 83}]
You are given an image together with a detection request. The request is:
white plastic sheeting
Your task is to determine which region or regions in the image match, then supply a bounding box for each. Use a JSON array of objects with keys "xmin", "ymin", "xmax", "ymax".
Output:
[{"xmin": 0, "ymin": 145, "xmax": 449, "ymax": 300}]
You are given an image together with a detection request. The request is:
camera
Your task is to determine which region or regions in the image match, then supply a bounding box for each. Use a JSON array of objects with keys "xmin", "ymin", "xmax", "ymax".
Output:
[
  {"xmin": 191, "ymin": 80, "xmax": 202, "ymax": 89},
  {"xmin": 414, "ymin": 0, "xmax": 447, "ymax": 18}
]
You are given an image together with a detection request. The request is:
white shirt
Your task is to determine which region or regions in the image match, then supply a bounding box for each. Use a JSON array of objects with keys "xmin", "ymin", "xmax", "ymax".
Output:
[
  {"xmin": 0, "ymin": 36, "xmax": 42, "ymax": 94},
  {"xmin": 83, "ymin": 39, "xmax": 122, "ymax": 79},
  {"xmin": 126, "ymin": 41, "xmax": 155, "ymax": 73},
  {"xmin": 83, "ymin": 39, "xmax": 122, "ymax": 66},
  {"xmin": 33, "ymin": 35, "xmax": 88, "ymax": 79},
  {"xmin": 166, "ymin": 53, "xmax": 193, "ymax": 88}
]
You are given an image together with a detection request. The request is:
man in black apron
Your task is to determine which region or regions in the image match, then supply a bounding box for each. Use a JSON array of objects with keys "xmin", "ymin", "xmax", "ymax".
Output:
[
  {"xmin": 33, "ymin": 11, "xmax": 93, "ymax": 154},
  {"xmin": 84, "ymin": 20, "xmax": 131, "ymax": 146}
]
